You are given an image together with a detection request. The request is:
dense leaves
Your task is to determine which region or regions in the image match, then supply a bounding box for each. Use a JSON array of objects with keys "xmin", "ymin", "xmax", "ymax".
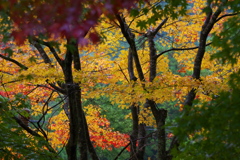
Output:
[
  {"xmin": 0, "ymin": 95, "xmax": 60, "ymax": 160},
  {"xmin": 0, "ymin": 0, "xmax": 149, "ymax": 44},
  {"xmin": 0, "ymin": 0, "xmax": 240, "ymax": 159}
]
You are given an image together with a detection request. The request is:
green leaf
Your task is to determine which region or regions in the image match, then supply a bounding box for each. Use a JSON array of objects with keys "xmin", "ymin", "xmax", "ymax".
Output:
[
  {"xmin": 4, "ymin": 48, "xmax": 13, "ymax": 57},
  {"xmin": 130, "ymin": 9, "xmax": 140, "ymax": 17},
  {"xmin": 142, "ymin": 8, "xmax": 149, "ymax": 14},
  {"xmin": 28, "ymin": 56, "xmax": 37, "ymax": 63},
  {"xmin": 136, "ymin": 20, "xmax": 147, "ymax": 30},
  {"xmin": 26, "ymin": 74, "xmax": 34, "ymax": 81}
]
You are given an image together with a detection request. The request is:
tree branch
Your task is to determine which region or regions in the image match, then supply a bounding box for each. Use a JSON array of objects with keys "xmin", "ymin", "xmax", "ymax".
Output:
[
  {"xmin": 216, "ymin": 12, "xmax": 239, "ymax": 22},
  {"xmin": 167, "ymin": 136, "xmax": 179, "ymax": 153},
  {"xmin": 114, "ymin": 142, "xmax": 131, "ymax": 160},
  {"xmin": 117, "ymin": 62, "xmax": 129, "ymax": 83},
  {"xmin": 0, "ymin": 54, "xmax": 28, "ymax": 70},
  {"xmin": 202, "ymin": 3, "xmax": 212, "ymax": 30},
  {"xmin": 184, "ymin": 5, "xmax": 222, "ymax": 108},
  {"xmin": 116, "ymin": 14, "xmax": 145, "ymax": 82},
  {"xmin": 127, "ymin": 48, "xmax": 137, "ymax": 81},
  {"xmin": 114, "ymin": 131, "xmax": 157, "ymax": 160},
  {"xmin": 152, "ymin": 18, "xmax": 168, "ymax": 36},
  {"xmin": 13, "ymin": 116, "xmax": 41, "ymax": 137},
  {"xmin": 203, "ymin": 7, "xmax": 222, "ymax": 34},
  {"xmin": 67, "ymin": 38, "xmax": 80, "ymax": 70},
  {"xmin": 29, "ymin": 38, "xmax": 52, "ymax": 64},
  {"xmin": 0, "ymin": 70, "xmax": 13, "ymax": 75},
  {"xmin": 156, "ymin": 42, "xmax": 212, "ymax": 59},
  {"xmin": 46, "ymin": 79, "xmax": 66, "ymax": 94},
  {"xmin": 13, "ymin": 116, "xmax": 57, "ymax": 154},
  {"xmin": 33, "ymin": 38, "xmax": 64, "ymax": 67},
  {"xmin": 115, "ymin": 14, "xmax": 135, "ymax": 46}
]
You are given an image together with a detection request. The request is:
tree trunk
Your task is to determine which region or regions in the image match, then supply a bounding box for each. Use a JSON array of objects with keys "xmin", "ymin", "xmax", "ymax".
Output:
[
  {"xmin": 184, "ymin": 6, "xmax": 222, "ymax": 109},
  {"xmin": 148, "ymin": 100, "xmax": 167, "ymax": 160},
  {"xmin": 116, "ymin": 16, "xmax": 147, "ymax": 159},
  {"xmin": 137, "ymin": 123, "xmax": 146, "ymax": 160},
  {"xmin": 63, "ymin": 43, "xmax": 84, "ymax": 160},
  {"xmin": 156, "ymin": 109, "xmax": 167, "ymax": 160},
  {"xmin": 147, "ymin": 19, "xmax": 168, "ymax": 160},
  {"xmin": 130, "ymin": 105, "xmax": 139, "ymax": 160},
  {"xmin": 65, "ymin": 38, "xmax": 99, "ymax": 160}
]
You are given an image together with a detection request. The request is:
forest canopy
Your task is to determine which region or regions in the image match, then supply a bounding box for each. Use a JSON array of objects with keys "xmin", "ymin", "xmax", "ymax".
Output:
[{"xmin": 0, "ymin": 0, "xmax": 239, "ymax": 159}]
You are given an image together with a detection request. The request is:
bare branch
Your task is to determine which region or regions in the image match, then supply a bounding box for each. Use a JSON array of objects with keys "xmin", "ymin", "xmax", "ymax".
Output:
[
  {"xmin": 156, "ymin": 42, "xmax": 212, "ymax": 59},
  {"xmin": 116, "ymin": 62, "xmax": 129, "ymax": 83},
  {"xmin": 37, "ymin": 91, "xmax": 55, "ymax": 141},
  {"xmin": 0, "ymin": 70, "xmax": 13, "ymax": 75},
  {"xmin": 0, "ymin": 54, "xmax": 28, "ymax": 70},
  {"xmin": 14, "ymin": 113, "xmax": 57, "ymax": 154},
  {"xmin": 114, "ymin": 131, "xmax": 157, "ymax": 160},
  {"xmin": 216, "ymin": 12, "xmax": 239, "ymax": 22},
  {"xmin": 13, "ymin": 116, "xmax": 41, "ymax": 137},
  {"xmin": 114, "ymin": 142, "xmax": 131, "ymax": 160},
  {"xmin": 167, "ymin": 136, "xmax": 179, "ymax": 153}
]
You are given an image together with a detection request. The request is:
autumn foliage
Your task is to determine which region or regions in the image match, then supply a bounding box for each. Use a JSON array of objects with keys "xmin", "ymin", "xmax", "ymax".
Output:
[{"xmin": 0, "ymin": 0, "xmax": 240, "ymax": 159}]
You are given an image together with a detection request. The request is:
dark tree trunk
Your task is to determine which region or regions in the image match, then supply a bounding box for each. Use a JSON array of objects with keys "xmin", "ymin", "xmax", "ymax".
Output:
[
  {"xmin": 137, "ymin": 123, "xmax": 146, "ymax": 160},
  {"xmin": 117, "ymin": 15, "xmax": 147, "ymax": 159},
  {"xmin": 64, "ymin": 38, "xmax": 99, "ymax": 160},
  {"xmin": 184, "ymin": 6, "xmax": 222, "ymax": 108},
  {"xmin": 117, "ymin": 14, "xmax": 170, "ymax": 160},
  {"xmin": 63, "ymin": 41, "xmax": 83, "ymax": 160},
  {"xmin": 130, "ymin": 105, "xmax": 139, "ymax": 160},
  {"xmin": 148, "ymin": 100, "xmax": 167, "ymax": 160},
  {"xmin": 156, "ymin": 109, "xmax": 167, "ymax": 160},
  {"xmin": 147, "ymin": 19, "xmax": 168, "ymax": 160}
]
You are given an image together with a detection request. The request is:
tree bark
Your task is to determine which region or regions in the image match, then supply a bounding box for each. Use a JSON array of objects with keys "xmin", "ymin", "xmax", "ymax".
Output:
[
  {"xmin": 147, "ymin": 19, "xmax": 168, "ymax": 160},
  {"xmin": 64, "ymin": 38, "xmax": 99, "ymax": 160},
  {"xmin": 130, "ymin": 105, "xmax": 139, "ymax": 160},
  {"xmin": 128, "ymin": 47, "xmax": 141, "ymax": 160},
  {"xmin": 117, "ymin": 18, "xmax": 146, "ymax": 159},
  {"xmin": 137, "ymin": 123, "xmax": 146, "ymax": 160},
  {"xmin": 64, "ymin": 44, "xmax": 82, "ymax": 160},
  {"xmin": 184, "ymin": 5, "xmax": 222, "ymax": 108},
  {"xmin": 148, "ymin": 100, "xmax": 167, "ymax": 160},
  {"xmin": 117, "ymin": 15, "xmax": 170, "ymax": 160},
  {"xmin": 31, "ymin": 36, "xmax": 99, "ymax": 160}
]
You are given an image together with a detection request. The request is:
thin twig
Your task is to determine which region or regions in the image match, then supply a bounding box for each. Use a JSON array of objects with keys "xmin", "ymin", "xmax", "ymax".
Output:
[{"xmin": 117, "ymin": 63, "xmax": 130, "ymax": 83}]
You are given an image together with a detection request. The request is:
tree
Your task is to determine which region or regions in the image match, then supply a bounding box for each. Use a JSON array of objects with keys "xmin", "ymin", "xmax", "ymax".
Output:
[
  {"xmin": 173, "ymin": 0, "xmax": 240, "ymax": 159},
  {"xmin": 0, "ymin": 0, "xmax": 240, "ymax": 160},
  {"xmin": 96, "ymin": 1, "xmax": 239, "ymax": 159},
  {"xmin": 0, "ymin": 0, "xmax": 146, "ymax": 159},
  {"xmin": 95, "ymin": 0, "xmax": 239, "ymax": 159}
]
